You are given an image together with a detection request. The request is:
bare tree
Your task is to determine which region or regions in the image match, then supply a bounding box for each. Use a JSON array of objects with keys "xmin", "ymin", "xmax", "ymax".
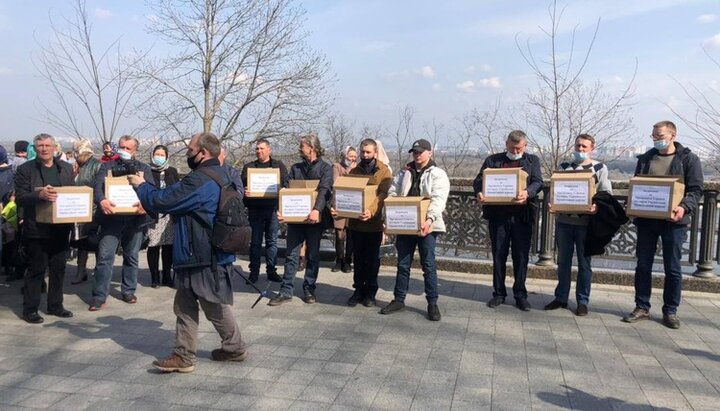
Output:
[
  {"xmin": 323, "ymin": 113, "xmax": 355, "ymax": 161},
  {"xmin": 515, "ymin": 0, "xmax": 636, "ymax": 176},
  {"xmin": 35, "ymin": 0, "xmax": 143, "ymax": 144},
  {"xmin": 392, "ymin": 105, "xmax": 415, "ymax": 170},
  {"xmin": 458, "ymin": 98, "xmax": 506, "ymax": 155},
  {"xmin": 138, "ymin": 0, "xmax": 332, "ymax": 154}
]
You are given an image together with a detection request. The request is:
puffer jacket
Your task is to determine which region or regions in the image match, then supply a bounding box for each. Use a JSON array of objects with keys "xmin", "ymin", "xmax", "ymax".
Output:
[{"xmin": 388, "ymin": 161, "xmax": 450, "ymax": 233}]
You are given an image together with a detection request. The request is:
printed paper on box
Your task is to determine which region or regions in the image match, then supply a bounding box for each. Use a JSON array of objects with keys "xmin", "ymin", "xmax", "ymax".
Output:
[
  {"xmin": 108, "ymin": 184, "xmax": 140, "ymax": 208},
  {"xmin": 386, "ymin": 205, "xmax": 418, "ymax": 231},
  {"xmin": 630, "ymin": 185, "xmax": 671, "ymax": 212},
  {"xmin": 281, "ymin": 194, "xmax": 312, "ymax": 217},
  {"xmin": 553, "ymin": 180, "xmax": 589, "ymax": 205},
  {"xmin": 484, "ymin": 174, "xmax": 517, "ymax": 198},
  {"xmin": 335, "ymin": 189, "xmax": 364, "ymax": 214},
  {"xmin": 247, "ymin": 168, "xmax": 280, "ymax": 197},
  {"xmin": 55, "ymin": 193, "xmax": 91, "ymax": 218}
]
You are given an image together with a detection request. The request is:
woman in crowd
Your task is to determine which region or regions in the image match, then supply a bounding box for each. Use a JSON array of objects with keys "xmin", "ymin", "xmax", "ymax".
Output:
[
  {"xmin": 331, "ymin": 146, "xmax": 357, "ymax": 273},
  {"xmin": 146, "ymin": 144, "xmax": 179, "ymax": 287},
  {"xmin": 71, "ymin": 139, "xmax": 102, "ymax": 284}
]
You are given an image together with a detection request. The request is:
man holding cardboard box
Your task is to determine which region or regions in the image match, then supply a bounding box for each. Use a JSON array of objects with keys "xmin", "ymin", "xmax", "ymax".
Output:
[
  {"xmin": 268, "ymin": 134, "xmax": 333, "ymax": 306},
  {"xmin": 380, "ymin": 138, "xmax": 450, "ymax": 321},
  {"xmin": 473, "ymin": 130, "xmax": 543, "ymax": 311},
  {"xmin": 333, "ymin": 139, "xmax": 392, "ymax": 307},
  {"xmin": 545, "ymin": 134, "xmax": 612, "ymax": 316},
  {"xmin": 90, "ymin": 135, "xmax": 154, "ymax": 311},
  {"xmin": 622, "ymin": 121, "xmax": 703, "ymax": 329},
  {"xmin": 15, "ymin": 133, "xmax": 75, "ymax": 323},
  {"xmin": 240, "ymin": 138, "xmax": 288, "ymax": 284}
]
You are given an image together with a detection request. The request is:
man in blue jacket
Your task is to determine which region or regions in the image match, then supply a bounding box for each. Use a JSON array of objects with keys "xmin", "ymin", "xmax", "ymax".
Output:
[
  {"xmin": 473, "ymin": 130, "xmax": 543, "ymax": 311},
  {"xmin": 622, "ymin": 121, "xmax": 703, "ymax": 329},
  {"xmin": 129, "ymin": 132, "xmax": 247, "ymax": 373}
]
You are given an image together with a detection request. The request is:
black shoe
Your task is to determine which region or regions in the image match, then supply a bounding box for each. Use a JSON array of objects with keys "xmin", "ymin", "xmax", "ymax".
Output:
[
  {"xmin": 162, "ymin": 272, "xmax": 174, "ymax": 287},
  {"xmin": 487, "ymin": 296, "xmax": 505, "ymax": 308},
  {"xmin": 544, "ymin": 300, "xmax": 568, "ymax": 310},
  {"xmin": 516, "ymin": 298, "xmax": 531, "ymax": 311},
  {"xmin": 47, "ymin": 308, "xmax": 73, "ymax": 318},
  {"xmin": 246, "ymin": 273, "xmax": 259, "ymax": 284},
  {"xmin": 331, "ymin": 262, "xmax": 341, "ymax": 272},
  {"xmin": 41, "ymin": 281, "xmax": 47, "ymax": 294},
  {"xmin": 362, "ymin": 296, "xmax": 376, "ymax": 307},
  {"xmin": 663, "ymin": 313, "xmax": 680, "ymax": 329},
  {"xmin": 71, "ymin": 273, "xmax": 88, "ymax": 285},
  {"xmin": 22, "ymin": 312, "xmax": 44, "ymax": 324},
  {"xmin": 347, "ymin": 292, "xmax": 363, "ymax": 307},
  {"xmin": 622, "ymin": 307, "xmax": 650, "ymax": 323},
  {"xmin": 341, "ymin": 263, "xmax": 352, "ymax": 273},
  {"xmin": 427, "ymin": 304, "xmax": 441, "ymax": 321},
  {"xmin": 151, "ymin": 283, "xmax": 160, "ymax": 289},
  {"xmin": 268, "ymin": 294, "xmax": 292, "ymax": 306},
  {"xmin": 302, "ymin": 290, "xmax": 316, "ymax": 304},
  {"xmin": 267, "ymin": 272, "xmax": 283, "ymax": 283},
  {"xmin": 211, "ymin": 349, "xmax": 248, "ymax": 362},
  {"xmin": 122, "ymin": 293, "xmax": 138, "ymax": 304},
  {"xmin": 575, "ymin": 304, "xmax": 589, "ymax": 316},
  {"xmin": 380, "ymin": 300, "xmax": 405, "ymax": 315}
]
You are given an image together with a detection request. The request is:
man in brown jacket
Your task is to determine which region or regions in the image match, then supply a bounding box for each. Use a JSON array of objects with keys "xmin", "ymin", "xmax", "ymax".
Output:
[{"xmin": 334, "ymin": 139, "xmax": 392, "ymax": 307}]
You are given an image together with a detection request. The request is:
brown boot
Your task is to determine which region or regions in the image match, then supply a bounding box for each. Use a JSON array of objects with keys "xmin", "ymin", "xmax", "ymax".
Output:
[{"xmin": 152, "ymin": 353, "xmax": 195, "ymax": 373}]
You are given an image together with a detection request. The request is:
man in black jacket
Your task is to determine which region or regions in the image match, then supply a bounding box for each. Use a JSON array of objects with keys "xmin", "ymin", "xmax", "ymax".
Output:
[
  {"xmin": 473, "ymin": 130, "xmax": 543, "ymax": 311},
  {"xmin": 622, "ymin": 121, "xmax": 703, "ymax": 329},
  {"xmin": 240, "ymin": 138, "xmax": 288, "ymax": 284},
  {"xmin": 15, "ymin": 134, "xmax": 75, "ymax": 323}
]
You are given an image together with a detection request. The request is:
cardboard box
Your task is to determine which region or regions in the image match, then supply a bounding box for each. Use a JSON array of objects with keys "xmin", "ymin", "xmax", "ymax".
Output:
[
  {"xmin": 482, "ymin": 167, "xmax": 528, "ymax": 204},
  {"xmin": 279, "ymin": 183, "xmax": 319, "ymax": 224},
  {"xmin": 36, "ymin": 186, "xmax": 94, "ymax": 224},
  {"xmin": 384, "ymin": 196, "xmax": 431, "ymax": 235},
  {"xmin": 333, "ymin": 175, "xmax": 377, "ymax": 218},
  {"xmin": 104, "ymin": 171, "xmax": 141, "ymax": 214},
  {"xmin": 626, "ymin": 176, "xmax": 685, "ymax": 220},
  {"xmin": 289, "ymin": 180, "xmax": 319, "ymax": 189},
  {"xmin": 550, "ymin": 170, "xmax": 597, "ymax": 213},
  {"xmin": 246, "ymin": 168, "xmax": 281, "ymax": 198}
]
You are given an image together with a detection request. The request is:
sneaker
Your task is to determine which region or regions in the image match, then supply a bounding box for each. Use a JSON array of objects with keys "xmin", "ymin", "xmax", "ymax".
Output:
[
  {"xmin": 516, "ymin": 298, "xmax": 531, "ymax": 312},
  {"xmin": 427, "ymin": 304, "xmax": 441, "ymax": 321},
  {"xmin": 544, "ymin": 300, "xmax": 568, "ymax": 310},
  {"xmin": 88, "ymin": 299, "xmax": 106, "ymax": 312},
  {"xmin": 380, "ymin": 300, "xmax": 405, "ymax": 315},
  {"xmin": 575, "ymin": 304, "xmax": 589, "ymax": 317},
  {"xmin": 22, "ymin": 312, "xmax": 44, "ymax": 324},
  {"xmin": 152, "ymin": 353, "xmax": 195, "ymax": 373},
  {"xmin": 487, "ymin": 296, "xmax": 505, "ymax": 308},
  {"xmin": 122, "ymin": 294, "xmax": 138, "ymax": 304},
  {"xmin": 302, "ymin": 290, "xmax": 316, "ymax": 304},
  {"xmin": 268, "ymin": 294, "xmax": 292, "ymax": 306},
  {"xmin": 47, "ymin": 308, "xmax": 73, "ymax": 318},
  {"xmin": 361, "ymin": 296, "xmax": 376, "ymax": 307},
  {"xmin": 347, "ymin": 292, "xmax": 363, "ymax": 307},
  {"xmin": 211, "ymin": 349, "xmax": 248, "ymax": 362},
  {"xmin": 246, "ymin": 273, "xmax": 259, "ymax": 284},
  {"xmin": 622, "ymin": 307, "xmax": 650, "ymax": 323},
  {"xmin": 267, "ymin": 271, "xmax": 283, "ymax": 283},
  {"xmin": 662, "ymin": 313, "xmax": 680, "ymax": 329}
]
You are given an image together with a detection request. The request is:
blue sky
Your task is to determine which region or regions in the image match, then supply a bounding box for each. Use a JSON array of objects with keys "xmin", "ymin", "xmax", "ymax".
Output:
[{"xmin": 1, "ymin": 0, "xmax": 719, "ymax": 149}]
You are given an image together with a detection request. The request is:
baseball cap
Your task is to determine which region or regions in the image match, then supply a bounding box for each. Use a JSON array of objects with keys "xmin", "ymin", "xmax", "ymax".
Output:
[
  {"xmin": 408, "ymin": 139, "xmax": 432, "ymax": 153},
  {"xmin": 15, "ymin": 140, "xmax": 29, "ymax": 153}
]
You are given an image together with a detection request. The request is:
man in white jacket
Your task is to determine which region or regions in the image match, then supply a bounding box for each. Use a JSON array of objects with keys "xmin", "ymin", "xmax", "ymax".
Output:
[{"xmin": 380, "ymin": 139, "xmax": 450, "ymax": 321}]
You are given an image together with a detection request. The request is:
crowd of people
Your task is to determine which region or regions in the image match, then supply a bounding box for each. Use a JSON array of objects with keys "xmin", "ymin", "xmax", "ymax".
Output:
[{"xmin": 0, "ymin": 119, "xmax": 702, "ymax": 373}]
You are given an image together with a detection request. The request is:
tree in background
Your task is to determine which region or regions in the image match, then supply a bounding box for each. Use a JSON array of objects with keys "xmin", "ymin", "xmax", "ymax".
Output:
[
  {"xmin": 323, "ymin": 113, "xmax": 355, "ymax": 161},
  {"xmin": 35, "ymin": 0, "xmax": 143, "ymax": 144},
  {"xmin": 138, "ymin": 0, "xmax": 332, "ymax": 154},
  {"xmin": 514, "ymin": 0, "xmax": 636, "ymax": 176}
]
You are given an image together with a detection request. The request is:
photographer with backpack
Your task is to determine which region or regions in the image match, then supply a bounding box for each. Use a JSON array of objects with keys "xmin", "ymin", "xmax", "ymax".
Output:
[{"xmin": 129, "ymin": 132, "xmax": 247, "ymax": 373}]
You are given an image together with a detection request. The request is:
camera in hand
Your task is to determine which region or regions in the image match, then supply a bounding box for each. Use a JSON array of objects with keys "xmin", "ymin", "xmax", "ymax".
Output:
[{"xmin": 111, "ymin": 162, "xmax": 137, "ymax": 177}]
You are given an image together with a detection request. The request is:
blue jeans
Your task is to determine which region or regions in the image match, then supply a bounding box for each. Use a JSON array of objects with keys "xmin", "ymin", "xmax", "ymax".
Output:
[
  {"xmin": 92, "ymin": 219, "xmax": 144, "ymax": 302},
  {"xmin": 555, "ymin": 222, "xmax": 592, "ymax": 305},
  {"xmin": 248, "ymin": 208, "xmax": 279, "ymax": 275},
  {"xmin": 634, "ymin": 219, "xmax": 687, "ymax": 315},
  {"xmin": 393, "ymin": 233, "xmax": 439, "ymax": 304},
  {"xmin": 279, "ymin": 223, "xmax": 323, "ymax": 297},
  {"xmin": 489, "ymin": 216, "xmax": 531, "ymax": 300}
]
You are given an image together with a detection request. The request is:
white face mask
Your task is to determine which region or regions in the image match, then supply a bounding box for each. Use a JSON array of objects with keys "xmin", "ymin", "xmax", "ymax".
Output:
[
  {"xmin": 117, "ymin": 150, "xmax": 132, "ymax": 160},
  {"xmin": 506, "ymin": 152, "xmax": 522, "ymax": 161}
]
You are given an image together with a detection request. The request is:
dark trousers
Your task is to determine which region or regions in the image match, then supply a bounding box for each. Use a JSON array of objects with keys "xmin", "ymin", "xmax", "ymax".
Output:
[
  {"xmin": 634, "ymin": 219, "xmax": 687, "ymax": 315},
  {"xmin": 248, "ymin": 208, "xmax": 279, "ymax": 275},
  {"xmin": 489, "ymin": 216, "xmax": 532, "ymax": 300},
  {"xmin": 394, "ymin": 232, "xmax": 439, "ymax": 304},
  {"xmin": 280, "ymin": 223, "xmax": 324, "ymax": 296},
  {"xmin": 23, "ymin": 237, "xmax": 69, "ymax": 315},
  {"xmin": 350, "ymin": 230, "xmax": 382, "ymax": 298},
  {"xmin": 334, "ymin": 227, "xmax": 353, "ymax": 264},
  {"xmin": 147, "ymin": 245, "xmax": 173, "ymax": 275}
]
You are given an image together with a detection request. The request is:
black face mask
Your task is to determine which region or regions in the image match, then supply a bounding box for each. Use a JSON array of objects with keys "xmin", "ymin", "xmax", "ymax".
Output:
[
  {"xmin": 187, "ymin": 151, "xmax": 202, "ymax": 170},
  {"xmin": 360, "ymin": 157, "xmax": 374, "ymax": 166}
]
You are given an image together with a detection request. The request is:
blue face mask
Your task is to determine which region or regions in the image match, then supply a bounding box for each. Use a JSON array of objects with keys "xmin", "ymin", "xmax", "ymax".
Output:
[
  {"xmin": 572, "ymin": 151, "xmax": 588, "ymax": 162},
  {"xmin": 117, "ymin": 150, "xmax": 132, "ymax": 161},
  {"xmin": 152, "ymin": 156, "xmax": 167, "ymax": 166},
  {"xmin": 506, "ymin": 152, "xmax": 522, "ymax": 161},
  {"xmin": 653, "ymin": 140, "xmax": 670, "ymax": 150}
]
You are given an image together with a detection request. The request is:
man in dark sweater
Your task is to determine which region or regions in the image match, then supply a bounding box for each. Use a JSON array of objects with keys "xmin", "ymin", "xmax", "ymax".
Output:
[
  {"xmin": 622, "ymin": 121, "xmax": 703, "ymax": 329},
  {"xmin": 240, "ymin": 139, "xmax": 288, "ymax": 284}
]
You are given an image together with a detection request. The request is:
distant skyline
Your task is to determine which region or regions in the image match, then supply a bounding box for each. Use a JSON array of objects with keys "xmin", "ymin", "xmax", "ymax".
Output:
[{"xmin": 1, "ymin": 0, "xmax": 719, "ymax": 152}]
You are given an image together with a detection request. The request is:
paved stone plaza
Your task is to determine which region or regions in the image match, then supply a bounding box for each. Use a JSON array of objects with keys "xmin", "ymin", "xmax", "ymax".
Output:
[{"xmin": 0, "ymin": 255, "xmax": 719, "ymax": 410}]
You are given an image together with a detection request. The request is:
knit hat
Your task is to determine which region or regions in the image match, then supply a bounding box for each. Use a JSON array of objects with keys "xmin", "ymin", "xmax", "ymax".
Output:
[{"xmin": 14, "ymin": 140, "xmax": 29, "ymax": 153}]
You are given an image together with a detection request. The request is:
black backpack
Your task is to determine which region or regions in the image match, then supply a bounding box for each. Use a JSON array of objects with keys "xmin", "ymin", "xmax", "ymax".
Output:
[{"xmin": 197, "ymin": 167, "xmax": 248, "ymax": 254}]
